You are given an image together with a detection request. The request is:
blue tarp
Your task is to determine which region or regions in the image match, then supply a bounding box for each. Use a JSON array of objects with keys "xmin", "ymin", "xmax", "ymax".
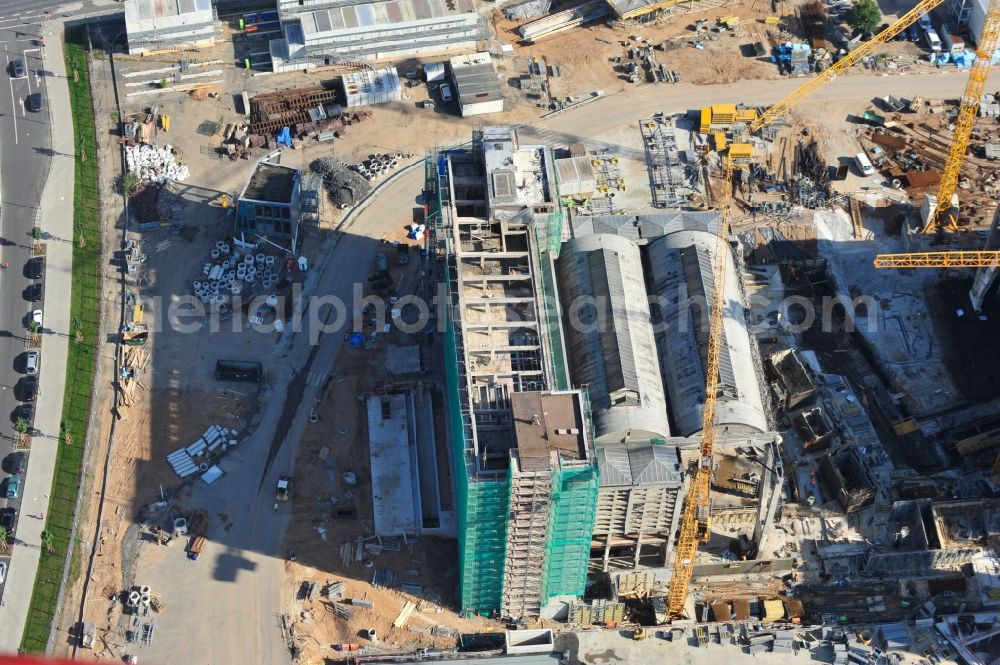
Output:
[{"xmin": 276, "ymin": 127, "xmax": 292, "ymax": 147}]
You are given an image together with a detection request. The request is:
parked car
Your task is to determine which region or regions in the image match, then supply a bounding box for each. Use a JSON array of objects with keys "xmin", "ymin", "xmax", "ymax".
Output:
[
  {"xmin": 10, "ymin": 59, "xmax": 25, "ymax": 79},
  {"xmin": 396, "ymin": 243, "xmax": 410, "ymax": 266},
  {"xmin": 24, "ymin": 350, "xmax": 39, "ymax": 375},
  {"xmin": 31, "ymin": 309, "xmax": 42, "ymax": 328},
  {"xmin": 19, "ymin": 375, "xmax": 38, "ymax": 402},
  {"xmin": 5, "ymin": 474, "xmax": 21, "ymax": 500},
  {"xmin": 26, "ymin": 92, "xmax": 42, "ymax": 113},
  {"xmin": 25, "ymin": 283, "xmax": 42, "ymax": 302},
  {"xmin": 439, "ymin": 83, "xmax": 453, "ymax": 102},
  {"xmin": 0, "ymin": 507, "xmax": 15, "ymax": 538},
  {"xmin": 918, "ymin": 12, "xmax": 933, "ymax": 30},
  {"xmin": 0, "ymin": 560, "xmax": 7, "ymax": 584},
  {"xmin": 375, "ymin": 251, "xmax": 389, "ymax": 272},
  {"xmin": 3, "ymin": 452, "xmax": 27, "ymax": 475},
  {"xmin": 13, "ymin": 403, "xmax": 33, "ymax": 426},
  {"xmin": 26, "ymin": 256, "xmax": 44, "ymax": 280}
]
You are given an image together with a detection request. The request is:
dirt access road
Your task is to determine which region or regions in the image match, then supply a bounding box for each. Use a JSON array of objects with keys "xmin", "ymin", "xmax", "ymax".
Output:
[{"xmin": 520, "ymin": 69, "xmax": 1000, "ymax": 149}]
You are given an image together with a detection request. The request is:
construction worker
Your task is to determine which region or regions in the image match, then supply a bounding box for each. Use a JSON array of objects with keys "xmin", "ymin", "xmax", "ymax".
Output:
[{"xmin": 273, "ymin": 503, "xmax": 279, "ymax": 512}]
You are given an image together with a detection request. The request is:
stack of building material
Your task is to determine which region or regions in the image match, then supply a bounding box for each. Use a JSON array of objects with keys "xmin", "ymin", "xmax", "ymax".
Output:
[
  {"xmin": 165, "ymin": 425, "xmax": 239, "ymax": 478},
  {"xmin": 166, "ymin": 449, "xmax": 198, "ymax": 478},
  {"xmin": 772, "ymin": 630, "xmax": 795, "ymax": 653},
  {"xmin": 517, "ymin": 0, "xmax": 609, "ymax": 42},
  {"xmin": 833, "ymin": 642, "xmax": 849, "ymax": 665}
]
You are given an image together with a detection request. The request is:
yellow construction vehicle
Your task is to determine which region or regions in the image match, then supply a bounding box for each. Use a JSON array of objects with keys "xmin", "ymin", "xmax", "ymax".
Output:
[
  {"xmin": 666, "ymin": 0, "xmax": 1000, "ymax": 621},
  {"xmin": 632, "ymin": 628, "xmax": 648, "ymax": 640}
]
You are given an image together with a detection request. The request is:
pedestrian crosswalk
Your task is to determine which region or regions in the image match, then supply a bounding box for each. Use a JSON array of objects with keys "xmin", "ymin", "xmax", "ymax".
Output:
[{"xmin": 305, "ymin": 371, "xmax": 330, "ymax": 387}]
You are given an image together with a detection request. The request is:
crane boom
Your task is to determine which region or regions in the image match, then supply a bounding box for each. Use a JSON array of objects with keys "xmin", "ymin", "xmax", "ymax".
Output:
[
  {"xmin": 666, "ymin": 0, "xmax": 991, "ymax": 620},
  {"xmin": 925, "ymin": 0, "xmax": 1000, "ymax": 233},
  {"xmin": 874, "ymin": 251, "xmax": 1000, "ymax": 268}
]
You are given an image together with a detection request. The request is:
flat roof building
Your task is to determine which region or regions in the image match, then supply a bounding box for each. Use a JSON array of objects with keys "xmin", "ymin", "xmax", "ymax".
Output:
[
  {"xmin": 270, "ymin": 0, "xmax": 487, "ymax": 72},
  {"xmin": 235, "ymin": 156, "xmax": 303, "ymax": 252},
  {"xmin": 124, "ymin": 0, "xmax": 217, "ymax": 56},
  {"xmin": 450, "ymin": 52, "xmax": 504, "ymax": 118}
]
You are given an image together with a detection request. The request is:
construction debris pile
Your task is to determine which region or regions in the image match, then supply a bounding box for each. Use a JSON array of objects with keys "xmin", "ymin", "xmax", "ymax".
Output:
[
  {"xmin": 125, "ymin": 144, "xmax": 190, "ymax": 184},
  {"xmin": 858, "ymin": 96, "xmax": 1000, "ymax": 227},
  {"xmin": 611, "ymin": 37, "xmax": 681, "ymax": 84},
  {"xmin": 218, "ymin": 121, "xmax": 268, "ymax": 160},
  {"xmin": 310, "ymin": 157, "xmax": 373, "ymax": 208},
  {"xmin": 129, "ymin": 182, "xmax": 189, "ymax": 225},
  {"xmin": 114, "ymin": 345, "xmax": 149, "ymax": 420},
  {"xmin": 248, "ymin": 85, "xmax": 374, "ymax": 137},
  {"xmin": 792, "ymin": 140, "xmax": 832, "ymax": 208}
]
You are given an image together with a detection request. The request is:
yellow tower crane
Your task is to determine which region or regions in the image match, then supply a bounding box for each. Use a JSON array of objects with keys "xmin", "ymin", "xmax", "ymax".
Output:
[{"xmin": 666, "ymin": 0, "xmax": 1000, "ymax": 620}]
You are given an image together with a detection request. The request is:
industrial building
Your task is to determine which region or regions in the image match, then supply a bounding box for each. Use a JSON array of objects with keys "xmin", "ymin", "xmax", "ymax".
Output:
[
  {"xmin": 430, "ymin": 128, "xmax": 783, "ymax": 618},
  {"xmin": 269, "ymin": 0, "xmax": 487, "ymax": 72},
  {"xmin": 235, "ymin": 156, "xmax": 303, "ymax": 252},
  {"xmin": 124, "ymin": 0, "xmax": 218, "ymax": 56},
  {"xmin": 555, "ymin": 234, "xmax": 670, "ymax": 444},
  {"xmin": 449, "ymin": 52, "xmax": 505, "ymax": 117}
]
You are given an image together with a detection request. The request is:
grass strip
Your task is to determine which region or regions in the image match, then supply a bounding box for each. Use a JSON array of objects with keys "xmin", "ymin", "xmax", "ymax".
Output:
[{"xmin": 20, "ymin": 26, "xmax": 102, "ymax": 653}]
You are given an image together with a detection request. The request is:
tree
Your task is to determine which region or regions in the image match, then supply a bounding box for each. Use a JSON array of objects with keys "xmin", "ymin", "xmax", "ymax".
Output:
[
  {"xmin": 0, "ymin": 526, "xmax": 7, "ymax": 553},
  {"xmin": 14, "ymin": 418, "xmax": 28, "ymax": 436},
  {"xmin": 846, "ymin": 0, "xmax": 882, "ymax": 37},
  {"xmin": 40, "ymin": 529, "xmax": 55, "ymax": 554},
  {"xmin": 122, "ymin": 171, "xmax": 140, "ymax": 197}
]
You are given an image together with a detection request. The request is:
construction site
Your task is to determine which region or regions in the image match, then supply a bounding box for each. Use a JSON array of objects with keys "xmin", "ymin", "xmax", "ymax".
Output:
[{"xmin": 30, "ymin": 0, "xmax": 1000, "ymax": 661}]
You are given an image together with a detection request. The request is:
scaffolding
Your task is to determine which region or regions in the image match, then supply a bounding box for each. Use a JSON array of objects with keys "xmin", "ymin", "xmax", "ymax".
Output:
[
  {"xmin": 542, "ymin": 464, "xmax": 599, "ymax": 603},
  {"xmin": 502, "ymin": 462, "xmax": 553, "ymax": 618},
  {"xmin": 640, "ymin": 119, "xmax": 687, "ymax": 208}
]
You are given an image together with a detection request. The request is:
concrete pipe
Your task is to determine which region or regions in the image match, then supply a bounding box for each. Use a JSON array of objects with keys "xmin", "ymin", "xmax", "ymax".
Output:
[
  {"xmin": 223, "ymin": 260, "xmax": 231, "ymax": 271},
  {"xmin": 215, "ymin": 241, "xmax": 225, "ymax": 250},
  {"xmin": 265, "ymin": 255, "xmax": 275, "ymax": 267},
  {"xmin": 199, "ymin": 463, "xmax": 208, "ymax": 471},
  {"xmin": 255, "ymin": 253, "xmax": 266, "ymax": 265},
  {"xmin": 194, "ymin": 281, "xmax": 203, "ymax": 290},
  {"xmin": 211, "ymin": 248, "xmax": 220, "ymax": 260},
  {"xmin": 140, "ymin": 594, "xmax": 151, "ymax": 605},
  {"xmin": 221, "ymin": 243, "xmax": 230, "ymax": 255},
  {"xmin": 199, "ymin": 294, "xmax": 209, "ymax": 303},
  {"xmin": 140, "ymin": 585, "xmax": 151, "ymax": 595},
  {"xmin": 244, "ymin": 254, "xmax": 254, "ymax": 265},
  {"xmin": 128, "ymin": 591, "xmax": 141, "ymax": 605}
]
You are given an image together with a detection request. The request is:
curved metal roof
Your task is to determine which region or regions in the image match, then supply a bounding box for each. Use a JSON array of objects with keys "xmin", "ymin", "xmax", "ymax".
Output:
[{"xmin": 555, "ymin": 234, "xmax": 670, "ymax": 444}]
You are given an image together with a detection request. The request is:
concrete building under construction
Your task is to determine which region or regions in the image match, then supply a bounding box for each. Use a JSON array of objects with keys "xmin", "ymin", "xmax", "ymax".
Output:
[{"xmin": 429, "ymin": 129, "xmax": 778, "ymax": 617}]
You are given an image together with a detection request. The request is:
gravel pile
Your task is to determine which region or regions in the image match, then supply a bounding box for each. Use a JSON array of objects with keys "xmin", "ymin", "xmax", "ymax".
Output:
[{"xmin": 310, "ymin": 157, "xmax": 372, "ymax": 208}]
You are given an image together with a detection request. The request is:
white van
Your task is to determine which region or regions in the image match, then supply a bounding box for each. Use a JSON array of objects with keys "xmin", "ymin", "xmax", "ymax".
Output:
[
  {"xmin": 855, "ymin": 152, "xmax": 875, "ymax": 176},
  {"xmin": 925, "ymin": 28, "xmax": 942, "ymax": 52}
]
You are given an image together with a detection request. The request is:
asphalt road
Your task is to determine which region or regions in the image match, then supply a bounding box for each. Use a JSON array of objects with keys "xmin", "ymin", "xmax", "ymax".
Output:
[{"xmin": 0, "ymin": 9, "xmax": 50, "ymax": 607}]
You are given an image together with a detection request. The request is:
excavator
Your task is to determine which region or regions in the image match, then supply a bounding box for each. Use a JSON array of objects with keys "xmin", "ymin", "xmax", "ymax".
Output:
[{"xmin": 666, "ymin": 0, "xmax": 1000, "ymax": 620}]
